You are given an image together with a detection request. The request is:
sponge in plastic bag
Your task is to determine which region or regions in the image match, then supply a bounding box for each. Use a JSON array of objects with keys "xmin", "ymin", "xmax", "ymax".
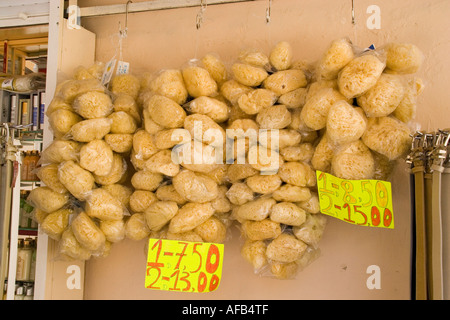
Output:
[
  {"xmin": 113, "ymin": 94, "xmax": 141, "ymax": 124},
  {"xmin": 27, "ymin": 186, "xmax": 69, "ymax": 213},
  {"xmin": 182, "ymin": 64, "xmax": 218, "ymax": 98},
  {"xmin": 172, "ymin": 170, "xmax": 219, "ymax": 203},
  {"xmin": 168, "ymin": 202, "xmax": 215, "ymax": 234},
  {"xmin": 85, "ymin": 188, "xmax": 124, "ymax": 221},
  {"xmin": 104, "ymin": 133, "xmax": 133, "ymax": 153},
  {"xmin": 110, "ymin": 74, "xmax": 141, "ymax": 99},
  {"xmin": 71, "ymin": 211, "xmax": 106, "ymax": 252},
  {"xmin": 331, "ymin": 139, "xmax": 375, "ymax": 180},
  {"xmin": 263, "ymin": 69, "xmax": 307, "ymax": 95},
  {"xmin": 202, "ymin": 53, "xmax": 228, "ymax": 86},
  {"xmin": 40, "ymin": 140, "xmax": 81, "ymax": 164},
  {"xmin": 40, "ymin": 208, "xmax": 72, "ymax": 241},
  {"xmin": 186, "ymin": 96, "xmax": 229, "ymax": 123},
  {"xmin": 72, "ymin": 91, "xmax": 113, "ymax": 119},
  {"xmin": 145, "ymin": 69, "xmax": 188, "ymax": 105},
  {"xmin": 269, "ymin": 41, "xmax": 293, "ymax": 71},
  {"xmin": 256, "ymin": 104, "xmax": 291, "ymax": 129},
  {"xmin": 265, "ymin": 233, "xmax": 308, "ymax": 263},
  {"xmin": 241, "ymin": 219, "xmax": 282, "ymax": 241},
  {"xmin": 79, "ymin": 139, "xmax": 114, "ymax": 177},
  {"xmin": 393, "ymin": 77, "xmax": 424, "ymax": 123},
  {"xmin": 362, "ymin": 116, "xmax": 412, "ymax": 160},
  {"xmin": 326, "ymin": 100, "xmax": 367, "ymax": 145},
  {"xmin": 48, "ymin": 109, "xmax": 82, "ymax": 139},
  {"xmin": 100, "ymin": 219, "xmax": 126, "ymax": 243},
  {"xmin": 316, "ymin": 38, "xmax": 354, "ymax": 80},
  {"xmin": 58, "ymin": 78, "xmax": 105, "ymax": 103},
  {"xmin": 59, "ymin": 228, "xmax": 92, "ymax": 261},
  {"xmin": 69, "ymin": 118, "xmax": 112, "ymax": 142},
  {"xmin": 238, "ymin": 89, "xmax": 277, "ymax": 115},
  {"xmin": 356, "ymin": 73, "xmax": 405, "ymax": 117},
  {"xmin": 300, "ymin": 87, "xmax": 348, "ymax": 130},
  {"xmin": 58, "ymin": 160, "xmax": 95, "ymax": 200},
  {"xmin": 36, "ymin": 164, "xmax": 68, "ymax": 194},
  {"xmin": 232, "ymin": 63, "xmax": 268, "ymax": 87},
  {"xmin": 337, "ymin": 53, "xmax": 385, "ymax": 99},
  {"xmin": 145, "ymin": 94, "xmax": 186, "ymax": 129},
  {"xmin": 194, "ymin": 216, "xmax": 227, "ymax": 243},
  {"xmin": 292, "ymin": 214, "xmax": 327, "ymax": 249},
  {"xmin": 125, "ymin": 213, "xmax": 151, "ymax": 241},
  {"xmin": 384, "ymin": 42, "xmax": 424, "ymax": 74}
]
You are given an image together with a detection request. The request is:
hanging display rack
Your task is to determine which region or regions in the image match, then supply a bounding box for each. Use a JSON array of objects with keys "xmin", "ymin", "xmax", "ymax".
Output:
[{"xmin": 78, "ymin": 0, "xmax": 260, "ymax": 18}]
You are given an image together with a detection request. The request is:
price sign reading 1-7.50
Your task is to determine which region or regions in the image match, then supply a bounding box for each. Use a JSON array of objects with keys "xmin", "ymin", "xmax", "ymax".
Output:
[
  {"xmin": 316, "ymin": 171, "xmax": 394, "ymax": 229},
  {"xmin": 145, "ymin": 239, "xmax": 224, "ymax": 293}
]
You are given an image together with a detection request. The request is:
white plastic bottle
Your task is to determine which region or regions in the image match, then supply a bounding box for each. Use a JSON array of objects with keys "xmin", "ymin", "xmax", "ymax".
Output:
[
  {"xmin": 23, "ymin": 287, "xmax": 34, "ymax": 300},
  {"xmin": 14, "ymin": 286, "xmax": 24, "ymax": 300}
]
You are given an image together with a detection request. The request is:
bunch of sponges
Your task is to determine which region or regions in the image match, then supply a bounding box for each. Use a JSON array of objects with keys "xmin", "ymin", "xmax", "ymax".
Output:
[{"xmin": 28, "ymin": 38, "xmax": 423, "ymax": 281}]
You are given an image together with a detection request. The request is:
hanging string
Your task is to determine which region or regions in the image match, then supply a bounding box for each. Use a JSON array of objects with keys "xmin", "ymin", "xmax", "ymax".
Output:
[
  {"xmin": 266, "ymin": 0, "xmax": 272, "ymax": 24},
  {"xmin": 351, "ymin": 0, "xmax": 358, "ymax": 46},
  {"xmin": 196, "ymin": 0, "xmax": 207, "ymax": 29},
  {"xmin": 194, "ymin": 0, "xmax": 207, "ymax": 59},
  {"xmin": 265, "ymin": 0, "xmax": 272, "ymax": 50}
]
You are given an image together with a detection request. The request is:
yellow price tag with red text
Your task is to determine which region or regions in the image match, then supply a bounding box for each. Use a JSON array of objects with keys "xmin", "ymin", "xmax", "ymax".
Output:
[
  {"xmin": 316, "ymin": 171, "xmax": 394, "ymax": 229},
  {"xmin": 145, "ymin": 239, "xmax": 224, "ymax": 293}
]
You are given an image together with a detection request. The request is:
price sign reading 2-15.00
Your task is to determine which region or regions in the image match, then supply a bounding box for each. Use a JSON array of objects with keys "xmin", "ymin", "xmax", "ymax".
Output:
[
  {"xmin": 145, "ymin": 239, "xmax": 224, "ymax": 293},
  {"xmin": 316, "ymin": 171, "xmax": 394, "ymax": 229}
]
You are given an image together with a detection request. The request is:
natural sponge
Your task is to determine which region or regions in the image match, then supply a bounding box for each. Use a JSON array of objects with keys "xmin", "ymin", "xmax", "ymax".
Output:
[
  {"xmin": 331, "ymin": 139, "xmax": 375, "ymax": 180},
  {"xmin": 300, "ymin": 88, "xmax": 348, "ymax": 130},
  {"xmin": 27, "ymin": 186, "xmax": 68, "ymax": 213},
  {"xmin": 71, "ymin": 211, "xmax": 106, "ymax": 252},
  {"xmin": 337, "ymin": 54, "xmax": 385, "ymax": 99},
  {"xmin": 201, "ymin": 53, "xmax": 228, "ymax": 86},
  {"xmin": 269, "ymin": 41, "xmax": 293, "ymax": 71},
  {"xmin": 58, "ymin": 160, "xmax": 95, "ymax": 200},
  {"xmin": 356, "ymin": 73, "xmax": 405, "ymax": 117},
  {"xmin": 263, "ymin": 69, "xmax": 307, "ymax": 95},
  {"xmin": 362, "ymin": 116, "xmax": 412, "ymax": 160},
  {"xmin": 172, "ymin": 170, "xmax": 219, "ymax": 203},
  {"xmin": 72, "ymin": 91, "xmax": 113, "ymax": 119},
  {"xmin": 256, "ymin": 104, "xmax": 292, "ymax": 129},
  {"xmin": 182, "ymin": 65, "xmax": 218, "ymax": 98},
  {"xmin": 110, "ymin": 74, "xmax": 141, "ymax": 99},
  {"xmin": 146, "ymin": 69, "xmax": 188, "ymax": 105},
  {"xmin": 85, "ymin": 188, "xmax": 124, "ymax": 221},
  {"xmin": 316, "ymin": 38, "xmax": 354, "ymax": 80},
  {"xmin": 232, "ymin": 63, "xmax": 268, "ymax": 87},
  {"xmin": 145, "ymin": 94, "xmax": 186, "ymax": 128},
  {"xmin": 326, "ymin": 100, "xmax": 367, "ymax": 145},
  {"xmin": 384, "ymin": 42, "xmax": 423, "ymax": 74},
  {"xmin": 79, "ymin": 139, "xmax": 114, "ymax": 177},
  {"xmin": 238, "ymin": 89, "xmax": 277, "ymax": 115},
  {"xmin": 70, "ymin": 118, "xmax": 112, "ymax": 142},
  {"xmin": 48, "ymin": 109, "xmax": 82, "ymax": 138}
]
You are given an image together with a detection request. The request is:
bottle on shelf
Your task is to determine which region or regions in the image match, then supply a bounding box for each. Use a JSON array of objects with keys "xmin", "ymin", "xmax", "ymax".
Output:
[
  {"xmin": 19, "ymin": 191, "xmax": 35, "ymax": 229},
  {"xmin": 23, "ymin": 286, "xmax": 34, "ymax": 300},
  {"xmin": 28, "ymin": 239, "xmax": 37, "ymax": 281},
  {"xmin": 28, "ymin": 151, "xmax": 40, "ymax": 181},
  {"xmin": 21, "ymin": 151, "xmax": 30, "ymax": 181},
  {"xmin": 16, "ymin": 238, "xmax": 33, "ymax": 282},
  {"xmin": 14, "ymin": 285, "xmax": 24, "ymax": 300}
]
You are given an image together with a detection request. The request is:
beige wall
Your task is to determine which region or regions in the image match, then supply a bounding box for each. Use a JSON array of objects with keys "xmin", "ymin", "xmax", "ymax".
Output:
[{"xmin": 76, "ymin": 0, "xmax": 450, "ymax": 299}]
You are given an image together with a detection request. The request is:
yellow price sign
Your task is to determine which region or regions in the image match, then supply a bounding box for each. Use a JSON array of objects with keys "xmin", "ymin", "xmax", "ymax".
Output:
[
  {"xmin": 145, "ymin": 239, "xmax": 224, "ymax": 293},
  {"xmin": 316, "ymin": 171, "xmax": 394, "ymax": 229}
]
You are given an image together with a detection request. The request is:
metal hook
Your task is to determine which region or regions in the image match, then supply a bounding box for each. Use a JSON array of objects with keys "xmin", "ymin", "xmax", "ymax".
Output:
[
  {"xmin": 120, "ymin": 0, "xmax": 132, "ymax": 38},
  {"xmin": 266, "ymin": 0, "xmax": 272, "ymax": 24},
  {"xmin": 196, "ymin": 0, "xmax": 207, "ymax": 29},
  {"xmin": 351, "ymin": 0, "xmax": 356, "ymax": 25}
]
